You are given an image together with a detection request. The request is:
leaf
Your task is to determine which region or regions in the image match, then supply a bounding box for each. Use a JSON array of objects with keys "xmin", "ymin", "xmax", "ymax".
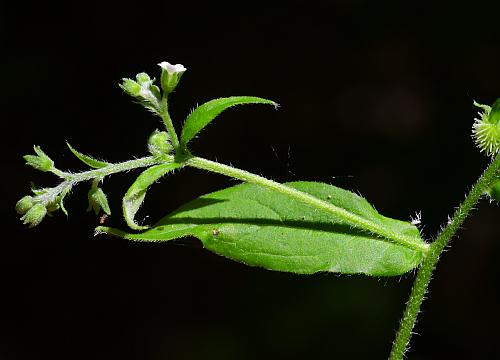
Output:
[
  {"xmin": 102, "ymin": 182, "xmax": 425, "ymax": 276},
  {"xmin": 58, "ymin": 187, "xmax": 71, "ymax": 216},
  {"xmin": 180, "ymin": 96, "xmax": 277, "ymax": 148},
  {"xmin": 66, "ymin": 142, "xmax": 110, "ymax": 169},
  {"xmin": 123, "ymin": 162, "xmax": 182, "ymax": 230},
  {"xmin": 87, "ymin": 187, "xmax": 111, "ymax": 215}
]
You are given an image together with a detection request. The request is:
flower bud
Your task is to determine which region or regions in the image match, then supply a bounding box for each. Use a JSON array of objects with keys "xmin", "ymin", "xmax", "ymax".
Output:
[
  {"xmin": 15, "ymin": 195, "xmax": 34, "ymax": 214},
  {"xmin": 120, "ymin": 78, "xmax": 142, "ymax": 97},
  {"xmin": 158, "ymin": 61, "xmax": 186, "ymax": 94},
  {"xmin": 148, "ymin": 130, "xmax": 173, "ymax": 156},
  {"xmin": 136, "ymin": 72, "xmax": 151, "ymax": 84},
  {"xmin": 21, "ymin": 203, "xmax": 47, "ymax": 228},
  {"xmin": 87, "ymin": 187, "xmax": 111, "ymax": 215},
  {"xmin": 23, "ymin": 146, "xmax": 54, "ymax": 172}
]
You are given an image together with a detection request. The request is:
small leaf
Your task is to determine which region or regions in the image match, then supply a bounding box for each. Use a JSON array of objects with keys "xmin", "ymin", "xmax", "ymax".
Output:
[
  {"xmin": 66, "ymin": 142, "xmax": 110, "ymax": 169},
  {"xmin": 123, "ymin": 162, "xmax": 182, "ymax": 230},
  {"xmin": 87, "ymin": 187, "xmax": 111, "ymax": 215},
  {"xmin": 102, "ymin": 182, "xmax": 425, "ymax": 276},
  {"xmin": 58, "ymin": 187, "xmax": 71, "ymax": 217},
  {"xmin": 180, "ymin": 96, "xmax": 277, "ymax": 148}
]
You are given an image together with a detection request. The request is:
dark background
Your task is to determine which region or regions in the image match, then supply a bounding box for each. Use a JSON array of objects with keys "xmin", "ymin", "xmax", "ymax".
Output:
[{"xmin": 2, "ymin": 1, "xmax": 500, "ymax": 359}]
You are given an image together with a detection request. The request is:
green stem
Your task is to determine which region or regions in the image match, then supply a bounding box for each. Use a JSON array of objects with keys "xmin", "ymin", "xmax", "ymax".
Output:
[
  {"xmin": 389, "ymin": 152, "xmax": 500, "ymax": 360},
  {"xmin": 39, "ymin": 156, "xmax": 166, "ymax": 206},
  {"xmin": 62, "ymin": 156, "xmax": 164, "ymax": 182},
  {"xmin": 185, "ymin": 156, "xmax": 430, "ymax": 253},
  {"xmin": 160, "ymin": 98, "xmax": 180, "ymax": 149}
]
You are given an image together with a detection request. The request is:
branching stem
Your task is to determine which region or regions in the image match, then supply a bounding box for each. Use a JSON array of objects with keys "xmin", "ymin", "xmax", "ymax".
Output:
[
  {"xmin": 39, "ymin": 156, "xmax": 165, "ymax": 206},
  {"xmin": 389, "ymin": 152, "xmax": 500, "ymax": 360},
  {"xmin": 61, "ymin": 156, "xmax": 163, "ymax": 182}
]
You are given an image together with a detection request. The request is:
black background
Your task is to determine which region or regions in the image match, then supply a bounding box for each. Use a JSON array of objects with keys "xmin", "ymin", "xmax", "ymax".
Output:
[{"xmin": 2, "ymin": 1, "xmax": 500, "ymax": 359}]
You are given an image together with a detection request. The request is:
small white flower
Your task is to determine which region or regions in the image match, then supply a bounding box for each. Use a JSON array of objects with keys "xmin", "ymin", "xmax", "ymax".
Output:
[{"xmin": 158, "ymin": 61, "xmax": 187, "ymax": 74}]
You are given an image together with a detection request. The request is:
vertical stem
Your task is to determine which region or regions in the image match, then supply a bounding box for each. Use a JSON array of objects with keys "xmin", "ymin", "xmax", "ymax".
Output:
[
  {"xmin": 389, "ymin": 153, "xmax": 500, "ymax": 360},
  {"xmin": 160, "ymin": 97, "xmax": 180, "ymax": 149}
]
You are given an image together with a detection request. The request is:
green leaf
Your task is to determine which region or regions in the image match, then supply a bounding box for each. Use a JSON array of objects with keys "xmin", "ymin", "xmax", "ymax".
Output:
[
  {"xmin": 66, "ymin": 142, "xmax": 110, "ymax": 169},
  {"xmin": 58, "ymin": 187, "xmax": 71, "ymax": 217},
  {"xmin": 122, "ymin": 162, "xmax": 182, "ymax": 230},
  {"xmin": 102, "ymin": 182, "xmax": 425, "ymax": 276},
  {"xmin": 87, "ymin": 187, "xmax": 111, "ymax": 215},
  {"xmin": 180, "ymin": 96, "xmax": 277, "ymax": 148}
]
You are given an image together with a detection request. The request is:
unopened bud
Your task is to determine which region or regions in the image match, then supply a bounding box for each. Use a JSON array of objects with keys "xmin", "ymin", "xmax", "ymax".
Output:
[
  {"xmin": 21, "ymin": 203, "xmax": 47, "ymax": 228},
  {"xmin": 136, "ymin": 72, "xmax": 151, "ymax": 84},
  {"xmin": 148, "ymin": 130, "xmax": 173, "ymax": 156},
  {"xmin": 15, "ymin": 195, "xmax": 34, "ymax": 214},
  {"xmin": 119, "ymin": 78, "xmax": 142, "ymax": 97}
]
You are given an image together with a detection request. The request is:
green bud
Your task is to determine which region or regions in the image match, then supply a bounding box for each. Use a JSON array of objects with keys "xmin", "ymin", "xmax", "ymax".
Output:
[
  {"xmin": 21, "ymin": 203, "xmax": 47, "ymax": 228},
  {"xmin": 23, "ymin": 145, "xmax": 54, "ymax": 172},
  {"xmin": 120, "ymin": 73, "xmax": 162, "ymax": 114},
  {"xmin": 120, "ymin": 78, "xmax": 141, "ymax": 97},
  {"xmin": 148, "ymin": 130, "xmax": 173, "ymax": 156},
  {"xmin": 158, "ymin": 61, "xmax": 186, "ymax": 94},
  {"xmin": 136, "ymin": 72, "xmax": 151, "ymax": 84},
  {"xmin": 15, "ymin": 195, "xmax": 34, "ymax": 214},
  {"xmin": 87, "ymin": 187, "xmax": 111, "ymax": 215}
]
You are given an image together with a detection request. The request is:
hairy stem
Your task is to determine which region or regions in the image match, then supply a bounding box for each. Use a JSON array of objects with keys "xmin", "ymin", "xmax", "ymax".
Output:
[
  {"xmin": 37, "ymin": 156, "xmax": 167, "ymax": 205},
  {"xmin": 389, "ymin": 152, "xmax": 500, "ymax": 360},
  {"xmin": 185, "ymin": 156, "xmax": 430, "ymax": 253},
  {"xmin": 160, "ymin": 98, "xmax": 180, "ymax": 149},
  {"xmin": 62, "ymin": 156, "xmax": 165, "ymax": 182}
]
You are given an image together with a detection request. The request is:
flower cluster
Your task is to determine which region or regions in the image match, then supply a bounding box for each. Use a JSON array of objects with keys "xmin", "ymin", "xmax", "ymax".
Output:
[
  {"xmin": 15, "ymin": 185, "xmax": 70, "ymax": 228},
  {"xmin": 119, "ymin": 62, "xmax": 187, "ymax": 114}
]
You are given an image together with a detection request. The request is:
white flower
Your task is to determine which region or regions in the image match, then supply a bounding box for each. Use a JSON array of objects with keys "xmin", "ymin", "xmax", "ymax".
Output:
[{"xmin": 158, "ymin": 61, "xmax": 187, "ymax": 74}]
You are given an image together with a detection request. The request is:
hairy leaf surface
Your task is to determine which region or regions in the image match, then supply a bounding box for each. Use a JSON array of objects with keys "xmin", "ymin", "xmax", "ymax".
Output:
[
  {"xmin": 66, "ymin": 142, "xmax": 110, "ymax": 169},
  {"xmin": 103, "ymin": 181, "xmax": 425, "ymax": 276},
  {"xmin": 122, "ymin": 162, "xmax": 182, "ymax": 230},
  {"xmin": 180, "ymin": 96, "xmax": 277, "ymax": 148}
]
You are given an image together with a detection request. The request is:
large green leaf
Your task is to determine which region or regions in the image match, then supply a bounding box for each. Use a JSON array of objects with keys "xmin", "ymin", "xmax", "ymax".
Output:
[
  {"xmin": 101, "ymin": 182, "xmax": 425, "ymax": 276},
  {"xmin": 180, "ymin": 96, "xmax": 277, "ymax": 148}
]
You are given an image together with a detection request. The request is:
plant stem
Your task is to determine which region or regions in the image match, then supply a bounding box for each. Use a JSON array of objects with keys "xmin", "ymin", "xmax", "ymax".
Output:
[
  {"xmin": 62, "ymin": 156, "xmax": 165, "ymax": 182},
  {"xmin": 185, "ymin": 156, "xmax": 430, "ymax": 253},
  {"xmin": 389, "ymin": 152, "xmax": 500, "ymax": 360},
  {"xmin": 38, "ymin": 156, "xmax": 166, "ymax": 205},
  {"xmin": 160, "ymin": 98, "xmax": 180, "ymax": 149}
]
